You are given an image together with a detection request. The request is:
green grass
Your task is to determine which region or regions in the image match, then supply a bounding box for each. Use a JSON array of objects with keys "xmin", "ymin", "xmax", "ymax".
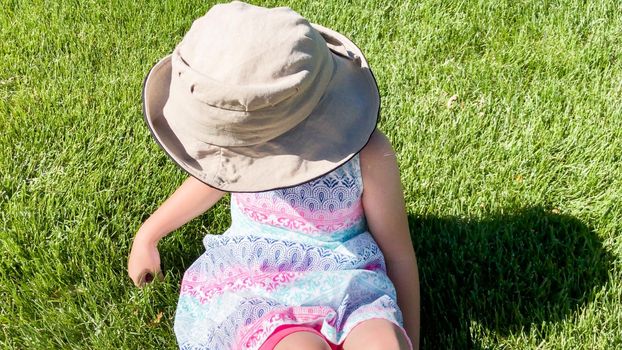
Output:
[{"xmin": 1, "ymin": 0, "xmax": 621, "ymax": 348}]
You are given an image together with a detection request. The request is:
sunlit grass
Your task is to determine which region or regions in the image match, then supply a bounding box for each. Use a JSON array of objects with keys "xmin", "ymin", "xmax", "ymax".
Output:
[{"xmin": 1, "ymin": 0, "xmax": 621, "ymax": 348}]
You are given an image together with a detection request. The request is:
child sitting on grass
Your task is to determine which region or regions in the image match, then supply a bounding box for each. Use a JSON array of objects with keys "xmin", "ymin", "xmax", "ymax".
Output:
[{"xmin": 128, "ymin": 2, "xmax": 420, "ymax": 349}]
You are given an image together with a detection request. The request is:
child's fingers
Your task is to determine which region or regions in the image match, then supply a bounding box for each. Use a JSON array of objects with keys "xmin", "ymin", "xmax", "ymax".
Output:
[
  {"xmin": 134, "ymin": 271, "xmax": 148, "ymax": 288},
  {"xmin": 135, "ymin": 269, "xmax": 164, "ymax": 288}
]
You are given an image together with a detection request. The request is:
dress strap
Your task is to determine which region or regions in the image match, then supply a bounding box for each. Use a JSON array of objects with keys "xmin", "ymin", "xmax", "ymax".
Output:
[{"xmin": 351, "ymin": 152, "xmax": 363, "ymax": 194}]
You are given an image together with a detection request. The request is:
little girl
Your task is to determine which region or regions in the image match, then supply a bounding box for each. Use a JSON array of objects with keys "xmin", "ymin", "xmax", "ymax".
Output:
[{"xmin": 128, "ymin": 2, "xmax": 420, "ymax": 349}]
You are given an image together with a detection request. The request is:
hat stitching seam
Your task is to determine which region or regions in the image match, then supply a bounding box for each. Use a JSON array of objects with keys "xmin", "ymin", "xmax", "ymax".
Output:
[{"xmin": 213, "ymin": 147, "xmax": 225, "ymax": 186}]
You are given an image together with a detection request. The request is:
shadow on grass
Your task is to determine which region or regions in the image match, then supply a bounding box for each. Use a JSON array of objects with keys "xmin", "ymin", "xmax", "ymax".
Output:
[{"xmin": 411, "ymin": 206, "xmax": 613, "ymax": 349}]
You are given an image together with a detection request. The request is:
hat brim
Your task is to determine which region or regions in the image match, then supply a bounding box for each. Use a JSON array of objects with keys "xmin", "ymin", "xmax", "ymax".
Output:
[{"xmin": 142, "ymin": 24, "xmax": 379, "ymax": 192}]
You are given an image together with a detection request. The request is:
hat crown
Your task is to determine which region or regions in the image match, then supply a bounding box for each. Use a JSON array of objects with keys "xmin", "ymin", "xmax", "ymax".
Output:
[
  {"xmin": 176, "ymin": 1, "xmax": 330, "ymax": 112},
  {"xmin": 143, "ymin": 2, "xmax": 379, "ymax": 191}
]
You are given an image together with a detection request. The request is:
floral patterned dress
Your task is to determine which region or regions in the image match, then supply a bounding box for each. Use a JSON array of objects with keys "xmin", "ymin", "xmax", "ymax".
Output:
[{"xmin": 174, "ymin": 153, "xmax": 410, "ymax": 349}]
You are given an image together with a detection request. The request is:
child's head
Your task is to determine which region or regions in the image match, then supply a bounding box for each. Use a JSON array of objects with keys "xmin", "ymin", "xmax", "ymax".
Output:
[{"xmin": 142, "ymin": 1, "xmax": 379, "ymax": 192}]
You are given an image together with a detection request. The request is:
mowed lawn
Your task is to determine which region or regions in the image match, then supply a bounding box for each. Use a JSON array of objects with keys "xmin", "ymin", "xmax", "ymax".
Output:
[{"xmin": 1, "ymin": 0, "xmax": 621, "ymax": 348}]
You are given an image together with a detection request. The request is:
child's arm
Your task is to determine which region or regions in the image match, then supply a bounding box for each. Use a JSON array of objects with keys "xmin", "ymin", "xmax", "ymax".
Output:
[
  {"xmin": 360, "ymin": 129, "xmax": 420, "ymax": 349},
  {"xmin": 128, "ymin": 176, "xmax": 226, "ymax": 287}
]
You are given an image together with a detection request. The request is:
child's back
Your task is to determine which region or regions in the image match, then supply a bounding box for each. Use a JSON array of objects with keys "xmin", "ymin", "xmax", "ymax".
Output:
[{"xmin": 174, "ymin": 153, "xmax": 407, "ymax": 349}]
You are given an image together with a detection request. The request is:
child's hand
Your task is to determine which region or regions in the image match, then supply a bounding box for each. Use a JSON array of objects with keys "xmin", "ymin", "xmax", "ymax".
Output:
[{"xmin": 127, "ymin": 234, "xmax": 163, "ymax": 288}]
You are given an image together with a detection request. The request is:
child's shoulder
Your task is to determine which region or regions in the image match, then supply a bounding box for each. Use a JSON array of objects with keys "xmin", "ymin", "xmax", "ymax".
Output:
[
  {"xmin": 359, "ymin": 128, "xmax": 401, "ymax": 198},
  {"xmin": 360, "ymin": 128, "xmax": 397, "ymax": 172}
]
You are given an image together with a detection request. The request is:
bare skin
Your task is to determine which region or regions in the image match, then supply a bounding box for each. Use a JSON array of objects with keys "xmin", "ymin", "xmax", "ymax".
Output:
[
  {"xmin": 274, "ymin": 331, "xmax": 331, "ymax": 350},
  {"xmin": 127, "ymin": 176, "xmax": 225, "ymax": 286},
  {"xmin": 127, "ymin": 129, "xmax": 420, "ymax": 349}
]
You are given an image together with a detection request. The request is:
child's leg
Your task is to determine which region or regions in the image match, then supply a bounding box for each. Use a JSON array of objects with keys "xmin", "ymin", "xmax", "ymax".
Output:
[
  {"xmin": 342, "ymin": 318, "xmax": 411, "ymax": 350},
  {"xmin": 274, "ymin": 331, "xmax": 332, "ymax": 350},
  {"xmin": 259, "ymin": 325, "xmax": 334, "ymax": 350}
]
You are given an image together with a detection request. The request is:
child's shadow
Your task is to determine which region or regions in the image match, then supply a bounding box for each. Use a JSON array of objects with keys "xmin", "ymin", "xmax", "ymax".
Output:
[{"xmin": 409, "ymin": 206, "xmax": 613, "ymax": 349}]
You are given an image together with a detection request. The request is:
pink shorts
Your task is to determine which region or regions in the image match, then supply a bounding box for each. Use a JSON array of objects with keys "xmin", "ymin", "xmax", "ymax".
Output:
[{"xmin": 257, "ymin": 324, "xmax": 341, "ymax": 350}]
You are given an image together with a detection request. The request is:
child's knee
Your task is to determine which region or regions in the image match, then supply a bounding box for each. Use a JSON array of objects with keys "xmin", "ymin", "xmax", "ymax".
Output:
[
  {"xmin": 273, "ymin": 331, "xmax": 332, "ymax": 350},
  {"xmin": 343, "ymin": 319, "xmax": 411, "ymax": 350}
]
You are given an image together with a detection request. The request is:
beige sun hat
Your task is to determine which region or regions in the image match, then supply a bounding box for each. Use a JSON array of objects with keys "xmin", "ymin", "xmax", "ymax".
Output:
[{"xmin": 142, "ymin": 1, "xmax": 379, "ymax": 192}]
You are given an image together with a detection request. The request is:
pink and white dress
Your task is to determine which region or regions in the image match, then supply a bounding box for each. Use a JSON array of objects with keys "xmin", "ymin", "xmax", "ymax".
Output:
[{"xmin": 174, "ymin": 153, "xmax": 411, "ymax": 349}]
